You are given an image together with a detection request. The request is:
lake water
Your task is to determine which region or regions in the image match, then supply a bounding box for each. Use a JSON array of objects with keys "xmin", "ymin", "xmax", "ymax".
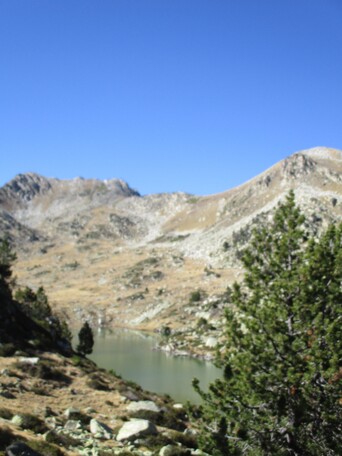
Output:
[{"xmin": 83, "ymin": 328, "xmax": 222, "ymax": 404}]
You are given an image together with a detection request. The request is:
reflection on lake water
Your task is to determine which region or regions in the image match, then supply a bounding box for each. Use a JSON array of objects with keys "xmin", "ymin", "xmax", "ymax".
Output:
[{"xmin": 85, "ymin": 328, "xmax": 222, "ymax": 404}]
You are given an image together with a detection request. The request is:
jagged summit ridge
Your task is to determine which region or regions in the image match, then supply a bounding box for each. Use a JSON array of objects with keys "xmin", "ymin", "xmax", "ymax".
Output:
[{"xmin": 0, "ymin": 172, "xmax": 140, "ymax": 211}]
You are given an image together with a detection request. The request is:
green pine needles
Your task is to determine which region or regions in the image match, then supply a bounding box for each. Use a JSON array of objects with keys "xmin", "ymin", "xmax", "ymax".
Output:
[
  {"xmin": 77, "ymin": 321, "xmax": 94, "ymax": 356},
  {"xmin": 193, "ymin": 191, "xmax": 341, "ymax": 456}
]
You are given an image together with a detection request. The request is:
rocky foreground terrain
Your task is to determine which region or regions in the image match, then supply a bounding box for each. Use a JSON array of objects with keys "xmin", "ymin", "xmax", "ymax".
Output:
[
  {"xmin": 0, "ymin": 147, "xmax": 341, "ymax": 358},
  {"xmin": 0, "ymin": 351, "xmax": 199, "ymax": 456}
]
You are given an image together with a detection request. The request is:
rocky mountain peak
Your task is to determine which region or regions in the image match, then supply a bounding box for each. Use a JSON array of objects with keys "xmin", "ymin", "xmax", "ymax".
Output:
[
  {"xmin": 0, "ymin": 173, "xmax": 52, "ymax": 209},
  {"xmin": 101, "ymin": 178, "xmax": 140, "ymax": 197},
  {"xmin": 302, "ymin": 146, "xmax": 342, "ymax": 161},
  {"xmin": 282, "ymin": 153, "xmax": 317, "ymax": 179}
]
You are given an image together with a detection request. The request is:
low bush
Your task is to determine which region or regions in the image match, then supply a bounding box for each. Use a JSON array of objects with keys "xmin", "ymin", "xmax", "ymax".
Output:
[
  {"xmin": 44, "ymin": 430, "xmax": 80, "ymax": 448},
  {"xmin": 189, "ymin": 290, "xmax": 201, "ymax": 303},
  {"xmin": 167, "ymin": 430, "xmax": 198, "ymax": 449},
  {"xmin": 0, "ymin": 343, "xmax": 16, "ymax": 357},
  {"xmin": 27, "ymin": 439, "xmax": 65, "ymax": 456},
  {"xmin": 0, "ymin": 408, "xmax": 14, "ymax": 420},
  {"xmin": 14, "ymin": 413, "xmax": 47, "ymax": 433}
]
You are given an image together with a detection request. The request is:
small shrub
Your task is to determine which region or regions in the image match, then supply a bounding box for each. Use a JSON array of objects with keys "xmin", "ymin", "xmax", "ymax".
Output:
[
  {"xmin": 0, "ymin": 343, "xmax": 16, "ymax": 357},
  {"xmin": 189, "ymin": 290, "xmax": 201, "ymax": 303},
  {"xmin": 222, "ymin": 241, "xmax": 230, "ymax": 251},
  {"xmin": 197, "ymin": 317, "xmax": 208, "ymax": 328},
  {"xmin": 108, "ymin": 368, "xmax": 120, "ymax": 378},
  {"xmin": 27, "ymin": 439, "xmax": 65, "ymax": 456},
  {"xmin": 167, "ymin": 430, "xmax": 198, "ymax": 449},
  {"xmin": 161, "ymin": 326, "xmax": 171, "ymax": 337},
  {"xmin": 196, "ymin": 318, "xmax": 214, "ymax": 331},
  {"xmin": 14, "ymin": 413, "xmax": 47, "ymax": 433},
  {"xmin": 71, "ymin": 355, "xmax": 82, "ymax": 366},
  {"xmin": 0, "ymin": 408, "xmax": 13, "ymax": 420}
]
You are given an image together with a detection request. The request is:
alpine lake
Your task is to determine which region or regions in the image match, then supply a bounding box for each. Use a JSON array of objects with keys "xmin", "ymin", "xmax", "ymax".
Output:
[{"xmin": 75, "ymin": 328, "xmax": 222, "ymax": 404}]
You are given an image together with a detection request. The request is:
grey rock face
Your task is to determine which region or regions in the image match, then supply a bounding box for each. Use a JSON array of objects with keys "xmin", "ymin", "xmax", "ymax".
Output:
[
  {"xmin": 0, "ymin": 173, "xmax": 52, "ymax": 205},
  {"xmin": 116, "ymin": 419, "xmax": 158, "ymax": 442}
]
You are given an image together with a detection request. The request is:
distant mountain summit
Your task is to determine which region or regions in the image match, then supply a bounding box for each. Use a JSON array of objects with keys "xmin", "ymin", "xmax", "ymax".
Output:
[
  {"xmin": 0, "ymin": 146, "xmax": 341, "ymax": 332},
  {"xmin": 0, "ymin": 173, "xmax": 139, "ymax": 210}
]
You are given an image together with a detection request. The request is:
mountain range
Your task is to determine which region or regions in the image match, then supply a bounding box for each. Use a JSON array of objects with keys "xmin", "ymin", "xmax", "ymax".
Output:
[{"xmin": 1, "ymin": 146, "xmax": 341, "ymax": 351}]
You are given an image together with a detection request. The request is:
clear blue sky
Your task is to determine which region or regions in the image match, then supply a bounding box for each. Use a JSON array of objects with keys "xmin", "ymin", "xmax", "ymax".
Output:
[{"xmin": 1, "ymin": 0, "xmax": 341, "ymax": 195}]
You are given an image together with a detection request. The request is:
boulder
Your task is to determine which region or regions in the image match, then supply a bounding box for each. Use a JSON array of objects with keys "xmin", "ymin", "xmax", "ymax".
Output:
[
  {"xmin": 204, "ymin": 337, "xmax": 218, "ymax": 348},
  {"xmin": 19, "ymin": 357, "xmax": 39, "ymax": 365},
  {"xmin": 116, "ymin": 419, "xmax": 157, "ymax": 442},
  {"xmin": 64, "ymin": 419, "xmax": 82, "ymax": 431},
  {"xmin": 89, "ymin": 419, "xmax": 113, "ymax": 439},
  {"xmin": 127, "ymin": 400, "xmax": 161, "ymax": 414},
  {"xmin": 11, "ymin": 415, "xmax": 24, "ymax": 427}
]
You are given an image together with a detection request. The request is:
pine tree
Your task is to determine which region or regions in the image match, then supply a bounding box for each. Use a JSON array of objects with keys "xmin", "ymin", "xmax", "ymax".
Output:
[
  {"xmin": 77, "ymin": 321, "xmax": 94, "ymax": 356},
  {"xmin": 193, "ymin": 192, "xmax": 341, "ymax": 456},
  {"xmin": 0, "ymin": 238, "xmax": 17, "ymax": 300},
  {"xmin": 15, "ymin": 286, "xmax": 52, "ymax": 320}
]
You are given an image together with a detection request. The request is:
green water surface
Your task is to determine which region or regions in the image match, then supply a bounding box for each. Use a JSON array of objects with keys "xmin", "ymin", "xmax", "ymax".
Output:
[{"xmin": 85, "ymin": 328, "xmax": 221, "ymax": 404}]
